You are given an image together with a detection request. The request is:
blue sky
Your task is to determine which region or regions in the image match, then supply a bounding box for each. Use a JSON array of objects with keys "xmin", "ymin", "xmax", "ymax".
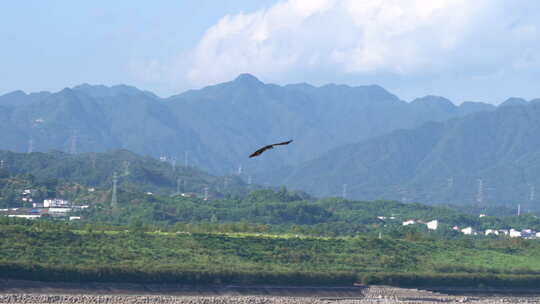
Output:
[{"xmin": 2, "ymin": 0, "xmax": 540, "ymax": 104}]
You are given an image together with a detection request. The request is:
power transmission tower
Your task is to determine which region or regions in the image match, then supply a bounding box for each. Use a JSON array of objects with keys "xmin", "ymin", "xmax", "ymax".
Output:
[
  {"xmin": 184, "ymin": 151, "xmax": 189, "ymax": 167},
  {"xmin": 70, "ymin": 130, "xmax": 78, "ymax": 154},
  {"xmin": 447, "ymin": 177, "xmax": 454, "ymax": 188},
  {"xmin": 203, "ymin": 187, "xmax": 209, "ymax": 201},
  {"xmin": 529, "ymin": 184, "xmax": 535, "ymax": 201},
  {"xmin": 123, "ymin": 160, "xmax": 130, "ymax": 176},
  {"xmin": 518, "ymin": 204, "xmax": 521, "ymax": 216},
  {"xmin": 176, "ymin": 178, "xmax": 181, "ymax": 195},
  {"xmin": 171, "ymin": 157, "xmax": 177, "ymax": 170},
  {"xmin": 27, "ymin": 139, "xmax": 33, "ymax": 154},
  {"xmin": 342, "ymin": 184, "xmax": 348, "ymax": 198},
  {"xmin": 111, "ymin": 171, "xmax": 118, "ymax": 209},
  {"xmin": 476, "ymin": 179, "xmax": 484, "ymax": 204}
]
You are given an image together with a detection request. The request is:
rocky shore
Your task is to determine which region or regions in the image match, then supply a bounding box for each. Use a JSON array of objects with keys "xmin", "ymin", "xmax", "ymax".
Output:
[{"xmin": 1, "ymin": 286, "xmax": 540, "ymax": 303}]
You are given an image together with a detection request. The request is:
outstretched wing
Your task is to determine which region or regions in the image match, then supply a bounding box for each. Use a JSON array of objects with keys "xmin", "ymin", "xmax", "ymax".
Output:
[
  {"xmin": 273, "ymin": 139, "xmax": 293, "ymax": 146},
  {"xmin": 249, "ymin": 140, "xmax": 293, "ymax": 158},
  {"xmin": 249, "ymin": 145, "xmax": 273, "ymax": 158}
]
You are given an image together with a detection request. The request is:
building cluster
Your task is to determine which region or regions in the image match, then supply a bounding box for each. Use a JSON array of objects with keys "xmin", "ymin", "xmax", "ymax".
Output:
[
  {"xmin": 453, "ymin": 226, "xmax": 540, "ymax": 239},
  {"xmin": 400, "ymin": 217, "xmax": 540, "ymax": 239},
  {"xmin": 0, "ymin": 189, "xmax": 88, "ymax": 220}
]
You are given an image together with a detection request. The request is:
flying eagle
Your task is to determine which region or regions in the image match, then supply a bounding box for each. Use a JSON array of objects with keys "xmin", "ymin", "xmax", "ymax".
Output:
[{"xmin": 249, "ymin": 140, "xmax": 293, "ymax": 158}]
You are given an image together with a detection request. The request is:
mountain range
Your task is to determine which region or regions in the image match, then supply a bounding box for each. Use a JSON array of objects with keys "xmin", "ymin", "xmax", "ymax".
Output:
[{"xmin": 0, "ymin": 74, "xmax": 497, "ymax": 176}]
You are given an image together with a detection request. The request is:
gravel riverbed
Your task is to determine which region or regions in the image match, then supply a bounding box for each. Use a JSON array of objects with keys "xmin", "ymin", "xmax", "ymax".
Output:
[{"xmin": 1, "ymin": 286, "xmax": 540, "ymax": 304}]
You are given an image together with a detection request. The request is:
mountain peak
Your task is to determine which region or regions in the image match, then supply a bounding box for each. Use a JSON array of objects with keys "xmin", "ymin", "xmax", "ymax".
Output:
[
  {"xmin": 233, "ymin": 73, "xmax": 263, "ymax": 85},
  {"xmin": 500, "ymin": 97, "xmax": 528, "ymax": 107}
]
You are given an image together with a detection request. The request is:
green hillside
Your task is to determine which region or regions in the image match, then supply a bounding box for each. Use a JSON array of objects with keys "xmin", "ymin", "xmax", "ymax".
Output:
[{"xmin": 0, "ymin": 149, "xmax": 256, "ymax": 209}]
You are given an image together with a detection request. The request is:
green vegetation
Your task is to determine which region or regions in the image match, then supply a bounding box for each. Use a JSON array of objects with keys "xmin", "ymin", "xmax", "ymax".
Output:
[{"xmin": 2, "ymin": 217, "xmax": 540, "ymax": 287}]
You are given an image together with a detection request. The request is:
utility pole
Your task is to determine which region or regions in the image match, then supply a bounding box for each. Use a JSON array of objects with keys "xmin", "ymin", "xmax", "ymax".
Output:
[
  {"xmin": 111, "ymin": 171, "xmax": 118, "ymax": 209},
  {"xmin": 476, "ymin": 179, "xmax": 484, "ymax": 204},
  {"xmin": 518, "ymin": 204, "xmax": 521, "ymax": 216}
]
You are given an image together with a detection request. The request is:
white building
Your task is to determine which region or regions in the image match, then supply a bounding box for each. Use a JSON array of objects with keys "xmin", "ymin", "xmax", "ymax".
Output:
[
  {"xmin": 509, "ymin": 229, "xmax": 522, "ymax": 238},
  {"xmin": 43, "ymin": 199, "xmax": 70, "ymax": 208},
  {"xmin": 69, "ymin": 216, "xmax": 81, "ymax": 221},
  {"xmin": 8, "ymin": 214, "xmax": 41, "ymax": 219},
  {"xmin": 402, "ymin": 220, "xmax": 416, "ymax": 226},
  {"xmin": 485, "ymin": 229, "xmax": 499, "ymax": 236},
  {"xmin": 48, "ymin": 207, "xmax": 72, "ymax": 214},
  {"xmin": 426, "ymin": 220, "xmax": 438, "ymax": 230},
  {"xmin": 461, "ymin": 227, "xmax": 474, "ymax": 235}
]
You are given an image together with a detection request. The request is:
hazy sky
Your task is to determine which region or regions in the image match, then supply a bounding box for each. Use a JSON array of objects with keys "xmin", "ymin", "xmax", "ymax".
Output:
[{"xmin": 2, "ymin": 0, "xmax": 540, "ymax": 104}]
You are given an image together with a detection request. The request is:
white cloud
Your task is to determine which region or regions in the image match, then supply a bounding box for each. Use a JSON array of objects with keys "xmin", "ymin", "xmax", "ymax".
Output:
[{"xmin": 133, "ymin": 0, "xmax": 540, "ymax": 90}]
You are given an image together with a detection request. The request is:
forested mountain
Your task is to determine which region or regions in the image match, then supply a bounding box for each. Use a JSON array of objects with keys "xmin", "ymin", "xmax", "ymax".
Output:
[
  {"xmin": 0, "ymin": 74, "xmax": 495, "ymax": 176},
  {"xmin": 270, "ymin": 102, "xmax": 540, "ymax": 209}
]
